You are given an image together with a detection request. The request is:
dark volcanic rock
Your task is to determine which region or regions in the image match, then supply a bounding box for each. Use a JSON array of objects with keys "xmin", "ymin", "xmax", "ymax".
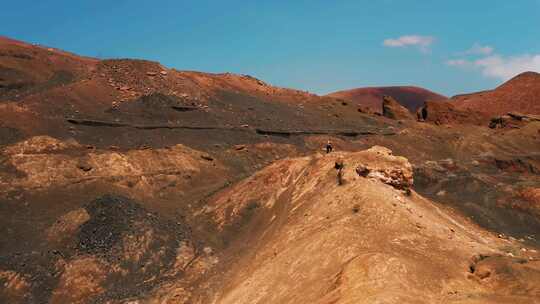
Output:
[
  {"xmin": 382, "ymin": 95, "xmax": 413, "ymax": 120},
  {"xmin": 489, "ymin": 112, "xmax": 540, "ymax": 129},
  {"xmin": 78, "ymin": 194, "xmax": 190, "ymax": 258},
  {"xmin": 114, "ymin": 93, "xmax": 198, "ymax": 115},
  {"xmin": 0, "ymin": 194, "xmax": 196, "ymax": 304},
  {"xmin": 0, "ymin": 126, "xmax": 23, "ymax": 146},
  {"xmin": 74, "ymin": 195, "xmax": 195, "ymax": 301}
]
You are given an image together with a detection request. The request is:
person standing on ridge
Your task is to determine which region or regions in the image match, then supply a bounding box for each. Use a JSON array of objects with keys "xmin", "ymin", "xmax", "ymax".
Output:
[
  {"xmin": 326, "ymin": 140, "xmax": 333, "ymax": 154},
  {"xmin": 335, "ymin": 157, "xmax": 344, "ymax": 185}
]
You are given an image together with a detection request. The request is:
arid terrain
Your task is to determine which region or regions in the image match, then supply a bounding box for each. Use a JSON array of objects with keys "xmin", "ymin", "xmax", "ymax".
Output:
[
  {"xmin": 452, "ymin": 72, "xmax": 540, "ymax": 116},
  {"xmin": 327, "ymin": 86, "xmax": 446, "ymax": 113},
  {"xmin": 1, "ymin": 36, "xmax": 540, "ymax": 304}
]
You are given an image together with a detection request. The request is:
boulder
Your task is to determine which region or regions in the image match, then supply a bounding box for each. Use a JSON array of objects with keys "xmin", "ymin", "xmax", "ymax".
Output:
[
  {"xmin": 355, "ymin": 146, "xmax": 414, "ymax": 191},
  {"xmin": 489, "ymin": 115, "xmax": 512, "ymax": 129},
  {"xmin": 382, "ymin": 95, "xmax": 413, "ymax": 120}
]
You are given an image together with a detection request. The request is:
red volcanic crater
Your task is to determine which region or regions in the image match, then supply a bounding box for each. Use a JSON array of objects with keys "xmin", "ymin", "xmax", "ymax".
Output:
[{"xmin": 326, "ymin": 86, "xmax": 446, "ymax": 113}]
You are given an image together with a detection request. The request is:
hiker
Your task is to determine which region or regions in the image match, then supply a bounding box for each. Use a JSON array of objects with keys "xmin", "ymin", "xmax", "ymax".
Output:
[
  {"xmin": 325, "ymin": 140, "xmax": 333, "ymax": 154},
  {"xmin": 335, "ymin": 158, "xmax": 344, "ymax": 185}
]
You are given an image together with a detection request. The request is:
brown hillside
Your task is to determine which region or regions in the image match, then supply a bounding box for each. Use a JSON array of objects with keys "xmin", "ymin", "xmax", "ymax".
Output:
[
  {"xmin": 452, "ymin": 72, "xmax": 540, "ymax": 115},
  {"xmin": 327, "ymin": 86, "xmax": 446, "ymax": 113},
  {"xmin": 1, "ymin": 37, "xmax": 540, "ymax": 303}
]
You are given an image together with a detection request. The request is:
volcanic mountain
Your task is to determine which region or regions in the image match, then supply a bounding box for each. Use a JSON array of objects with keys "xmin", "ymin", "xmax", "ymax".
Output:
[
  {"xmin": 1, "ymin": 37, "xmax": 540, "ymax": 304},
  {"xmin": 327, "ymin": 86, "xmax": 446, "ymax": 113},
  {"xmin": 452, "ymin": 71, "xmax": 540, "ymax": 116}
]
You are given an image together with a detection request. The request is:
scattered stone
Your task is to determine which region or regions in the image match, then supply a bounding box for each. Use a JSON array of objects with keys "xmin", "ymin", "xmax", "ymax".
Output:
[
  {"xmin": 489, "ymin": 112, "xmax": 540, "ymax": 129},
  {"xmin": 77, "ymin": 162, "xmax": 92, "ymax": 172},
  {"xmin": 200, "ymin": 154, "xmax": 214, "ymax": 161},
  {"xmin": 489, "ymin": 115, "xmax": 512, "ymax": 129},
  {"xmin": 234, "ymin": 145, "xmax": 246, "ymax": 151},
  {"xmin": 203, "ymin": 247, "xmax": 213, "ymax": 255},
  {"xmin": 355, "ymin": 164, "xmax": 370, "ymax": 177},
  {"xmin": 507, "ymin": 112, "xmax": 540, "ymax": 122},
  {"xmin": 146, "ymin": 71, "xmax": 158, "ymax": 76}
]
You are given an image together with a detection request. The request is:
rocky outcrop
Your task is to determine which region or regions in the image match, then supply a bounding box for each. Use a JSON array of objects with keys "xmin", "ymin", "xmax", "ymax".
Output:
[
  {"xmin": 508, "ymin": 112, "xmax": 540, "ymax": 122},
  {"xmin": 489, "ymin": 112, "xmax": 540, "ymax": 129},
  {"xmin": 382, "ymin": 95, "xmax": 413, "ymax": 120},
  {"xmin": 0, "ymin": 136, "xmax": 229, "ymax": 197},
  {"xmin": 355, "ymin": 146, "xmax": 413, "ymax": 191},
  {"xmin": 416, "ymin": 100, "xmax": 488, "ymax": 125}
]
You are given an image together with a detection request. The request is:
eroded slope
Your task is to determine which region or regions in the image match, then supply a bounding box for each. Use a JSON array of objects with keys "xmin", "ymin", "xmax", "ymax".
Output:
[{"xmin": 191, "ymin": 147, "xmax": 540, "ymax": 303}]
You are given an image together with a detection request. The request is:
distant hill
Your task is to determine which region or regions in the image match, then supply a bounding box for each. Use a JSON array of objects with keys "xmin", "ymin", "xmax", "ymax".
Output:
[
  {"xmin": 452, "ymin": 71, "xmax": 540, "ymax": 115},
  {"xmin": 326, "ymin": 86, "xmax": 446, "ymax": 113}
]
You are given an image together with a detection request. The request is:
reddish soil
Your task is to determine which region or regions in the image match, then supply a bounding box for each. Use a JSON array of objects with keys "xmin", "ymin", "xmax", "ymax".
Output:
[
  {"xmin": 452, "ymin": 72, "xmax": 540, "ymax": 116},
  {"xmin": 327, "ymin": 86, "xmax": 446, "ymax": 113}
]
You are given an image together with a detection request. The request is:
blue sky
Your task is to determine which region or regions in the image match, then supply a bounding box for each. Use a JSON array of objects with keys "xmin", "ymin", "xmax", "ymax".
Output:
[{"xmin": 2, "ymin": 1, "xmax": 539, "ymax": 96}]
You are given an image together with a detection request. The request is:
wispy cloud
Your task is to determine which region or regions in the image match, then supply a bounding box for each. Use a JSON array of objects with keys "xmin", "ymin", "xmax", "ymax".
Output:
[
  {"xmin": 446, "ymin": 59, "xmax": 470, "ymax": 67},
  {"xmin": 463, "ymin": 43, "xmax": 493, "ymax": 55},
  {"xmin": 474, "ymin": 54, "xmax": 540, "ymax": 80},
  {"xmin": 446, "ymin": 45, "xmax": 540, "ymax": 81},
  {"xmin": 383, "ymin": 35, "xmax": 434, "ymax": 53}
]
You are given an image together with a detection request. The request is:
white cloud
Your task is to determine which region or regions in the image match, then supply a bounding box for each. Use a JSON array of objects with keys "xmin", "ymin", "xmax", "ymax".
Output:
[
  {"xmin": 446, "ymin": 53, "xmax": 540, "ymax": 80},
  {"xmin": 383, "ymin": 35, "xmax": 434, "ymax": 52},
  {"xmin": 463, "ymin": 43, "xmax": 493, "ymax": 55},
  {"xmin": 446, "ymin": 59, "xmax": 470, "ymax": 67},
  {"xmin": 474, "ymin": 54, "xmax": 540, "ymax": 80}
]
